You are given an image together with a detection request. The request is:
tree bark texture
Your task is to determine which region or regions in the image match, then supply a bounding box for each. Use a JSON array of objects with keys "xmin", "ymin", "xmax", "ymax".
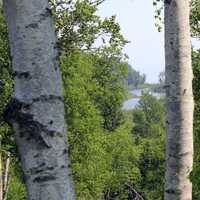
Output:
[
  {"xmin": 3, "ymin": 0, "xmax": 76, "ymax": 199},
  {"xmin": 164, "ymin": 0, "xmax": 194, "ymax": 200}
]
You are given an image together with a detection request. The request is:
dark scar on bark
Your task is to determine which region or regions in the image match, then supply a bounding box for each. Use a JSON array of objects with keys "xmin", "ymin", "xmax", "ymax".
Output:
[
  {"xmin": 165, "ymin": 189, "xmax": 176, "ymax": 194},
  {"xmin": 13, "ymin": 71, "xmax": 31, "ymax": 79},
  {"xmin": 165, "ymin": 0, "xmax": 172, "ymax": 4},
  {"xmin": 25, "ymin": 7, "xmax": 52, "ymax": 29},
  {"xmin": 33, "ymin": 175, "xmax": 56, "ymax": 183},
  {"xmin": 3, "ymin": 98, "xmax": 62, "ymax": 148}
]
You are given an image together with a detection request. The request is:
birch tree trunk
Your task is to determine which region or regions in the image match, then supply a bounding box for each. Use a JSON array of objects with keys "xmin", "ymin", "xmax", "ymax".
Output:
[
  {"xmin": 3, "ymin": 0, "xmax": 76, "ymax": 199},
  {"xmin": 164, "ymin": 0, "xmax": 194, "ymax": 200}
]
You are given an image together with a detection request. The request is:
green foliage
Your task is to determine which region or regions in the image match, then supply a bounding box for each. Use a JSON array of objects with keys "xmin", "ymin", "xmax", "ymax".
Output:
[
  {"xmin": 0, "ymin": 9, "xmax": 25, "ymax": 200},
  {"xmin": 92, "ymin": 54, "xmax": 127, "ymax": 131},
  {"xmin": 0, "ymin": 9, "xmax": 10, "ymax": 71},
  {"xmin": 7, "ymin": 159, "xmax": 26, "ymax": 200},
  {"xmin": 60, "ymin": 51, "xmax": 141, "ymax": 199},
  {"xmin": 0, "ymin": 9, "xmax": 15, "ymax": 154},
  {"xmin": 138, "ymin": 137, "xmax": 165, "ymax": 200},
  {"xmin": 190, "ymin": 1, "xmax": 200, "ymax": 198},
  {"xmin": 190, "ymin": 0, "xmax": 200, "ymax": 38},
  {"xmin": 103, "ymin": 123, "xmax": 141, "ymax": 200},
  {"xmin": 152, "ymin": 0, "xmax": 163, "ymax": 32},
  {"xmin": 132, "ymin": 93, "xmax": 165, "ymax": 138},
  {"xmin": 191, "ymin": 50, "xmax": 200, "ymax": 200},
  {"xmin": 50, "ymin": 0, "xmax": 128, "ymax": 53},
  {"xmin": 132, "ymin": 93, "xmax": 165, "ymax": 200},
  {"xmin": 61, "ymin": 52, "xmax": 106, "ymax": 199}
]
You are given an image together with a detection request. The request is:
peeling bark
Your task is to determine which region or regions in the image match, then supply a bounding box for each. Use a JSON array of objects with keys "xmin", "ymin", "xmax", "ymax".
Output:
[
  {"xmin": 164, "ymin": 0, "xmax": 194, "ymax": 200},
  {"xmin": 3, "ymin": 0, "xmax": 76, "ymax": 199}
]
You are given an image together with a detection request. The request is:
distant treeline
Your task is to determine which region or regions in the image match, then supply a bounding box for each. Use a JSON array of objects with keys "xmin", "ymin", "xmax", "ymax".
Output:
[{"xmin": 127, "ymin": 65, "xmax": 146, "ymax": 88}]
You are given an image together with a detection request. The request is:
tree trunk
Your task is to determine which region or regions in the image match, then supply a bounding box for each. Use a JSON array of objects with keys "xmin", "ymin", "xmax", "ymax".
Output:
[
  {"xmin": 164, "ymin": 0, "xmax": 194, "ymax": 200},
  {"xmin": 3, "ymin": 152, "xmax": 10, "ymax": 200},
  {"xmin": 3, "ymin": 0, "xmax": 76, "ymax": 199}
]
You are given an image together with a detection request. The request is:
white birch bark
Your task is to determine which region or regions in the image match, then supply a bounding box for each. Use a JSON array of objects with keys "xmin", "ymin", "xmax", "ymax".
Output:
[
  {"xmin": 2, "ymin": 0, "xmax": 76, "ymax": 199},
  {"xmin": 3, "ymin": 152, "xmax": 10, "ymax": 200},
  {"xmin": 164, "ymin": 0, "xmax": 194, "ymax": 199}
]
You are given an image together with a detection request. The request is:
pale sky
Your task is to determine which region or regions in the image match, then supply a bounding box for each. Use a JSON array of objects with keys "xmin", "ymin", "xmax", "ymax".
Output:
[
  {"xmin": 98, "ymin": 0, "xmax": 200, "ymax": 84},
  {"xmin": 98, "ymin": 0, "xmax": 165, "ymax": 83}
]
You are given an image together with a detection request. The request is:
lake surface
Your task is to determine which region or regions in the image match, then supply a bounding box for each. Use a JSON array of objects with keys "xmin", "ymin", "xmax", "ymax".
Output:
[
  {"xmin": 123, "ymin": 88, "xmax": 165, "ymax": 110},
  {"xmin": 123, "ymin": 98, "xmax": 140, "ymax": 110}
]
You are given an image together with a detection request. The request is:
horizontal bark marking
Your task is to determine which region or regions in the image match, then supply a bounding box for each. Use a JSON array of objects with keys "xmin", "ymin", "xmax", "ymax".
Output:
[
  {"xmin": 165, "ymin": 188, "xmax": 182, "ymax": 195},
  {"xmin": 32, "ymin": 95, "xmax": 64, "ymax": 103},
  {"xmin": 25, "ymin": 8, "xmax": 52, "ymax": 29},
  {"xmin": 168, "ymin": 151, "xmax": 192, "ymax": 159},
  {"xmin": 25, "ymin": 23, "xmax": 39, "ymax": 29},
  {"xmin": 164, "ymin": 0, "xmax": 172, "ymax": 5},
  {"xmin": 13, "ymin": 71, "xmax": 31, "ymax": 79},
  {"xmin": 165, "ymin": 189, "xmax": 176, "ymax": 194},
  {"xmin": 3, "ymin": 95, "xmax": 64, "ymax": 117},
  {"xmin": 30, "ymin": 165, "xmax": 55, "ymax": 175},
  {"xmin": 3, "ymin": 98, "xmax": 63, "ymax": 147},
  {"xmin": 33, "ymin": 174, "xmax": 56, "ymax": 183}
]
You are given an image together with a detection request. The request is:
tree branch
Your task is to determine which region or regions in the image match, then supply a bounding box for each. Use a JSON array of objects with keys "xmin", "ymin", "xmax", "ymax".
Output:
[
  {"xmin": 125, "ymin": 183, "xmax": 144, "ymax": 200},
  {"xmin": 89, "ymin": 0, "xmax": 106, "ymax": 6}
]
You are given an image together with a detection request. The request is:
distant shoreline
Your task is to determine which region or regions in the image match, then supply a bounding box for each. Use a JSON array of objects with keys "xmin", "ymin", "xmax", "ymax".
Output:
[{"xmin": 123, "ymin": 87, "xmax": 165, "ymax": 110}]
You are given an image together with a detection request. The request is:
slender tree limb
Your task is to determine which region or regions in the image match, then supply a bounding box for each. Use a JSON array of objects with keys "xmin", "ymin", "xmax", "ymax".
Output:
[{"xmin": 125, "ymin": 183, "xmax": 144, "ymax": 200}]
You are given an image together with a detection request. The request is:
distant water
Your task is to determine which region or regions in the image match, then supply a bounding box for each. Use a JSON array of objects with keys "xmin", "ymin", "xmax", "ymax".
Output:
[
  {"xmin": 129, "ymin": 88, "xmax": 148, "ymax": 97},
  {"xmin": 123, "ymin": 88, "xmax": 165, "ymax": 110},
  {"xmin": 123, "ymin": 98, "xmax": 140, "ymax": 110}
]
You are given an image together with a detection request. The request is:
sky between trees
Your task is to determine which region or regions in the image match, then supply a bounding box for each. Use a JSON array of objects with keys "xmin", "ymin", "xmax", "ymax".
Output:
[{"xmin": 98, "ymin": 0, "xmax": 200, "ymax": 83}]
